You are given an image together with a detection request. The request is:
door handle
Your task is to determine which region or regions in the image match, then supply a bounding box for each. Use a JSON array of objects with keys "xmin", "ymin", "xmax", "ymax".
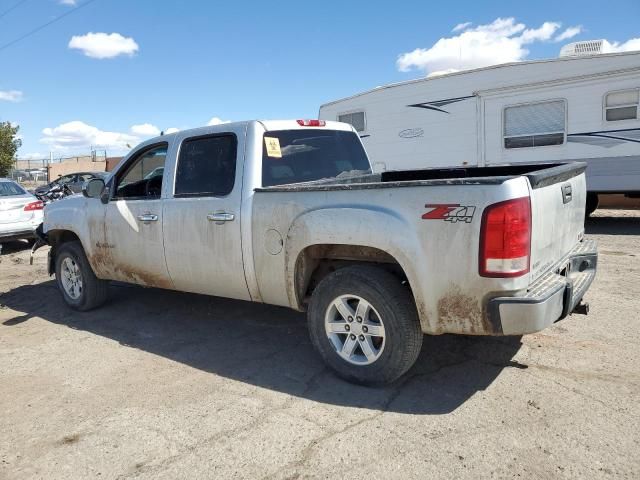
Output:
[
  {"xmin": 137, "ymin": 213, "xmax": 158, "ymax": 222},
  {"xmin": 207, "ymin": 212, "xmax": 235, "ymax": 223},
  {"xmin": 561, "ymin": 183, "xmax": 573, "ymax": 204}
]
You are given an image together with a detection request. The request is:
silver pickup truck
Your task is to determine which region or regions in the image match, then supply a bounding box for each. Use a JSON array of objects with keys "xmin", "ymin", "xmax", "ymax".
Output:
[{"xmin": 39, "ymin": 120, "xmax": 597, "ymax": 385}]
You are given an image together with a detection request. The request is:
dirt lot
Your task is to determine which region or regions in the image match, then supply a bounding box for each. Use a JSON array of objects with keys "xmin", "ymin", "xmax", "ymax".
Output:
[{"xmin": 1, "ymin": 210, "xmax": 639, "ymax": 479}]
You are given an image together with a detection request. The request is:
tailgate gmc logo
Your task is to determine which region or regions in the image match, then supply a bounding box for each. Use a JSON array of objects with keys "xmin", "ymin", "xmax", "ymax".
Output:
[{"xmin": 422, "ymin": 204, "xmax": 476, "ymax": 223}]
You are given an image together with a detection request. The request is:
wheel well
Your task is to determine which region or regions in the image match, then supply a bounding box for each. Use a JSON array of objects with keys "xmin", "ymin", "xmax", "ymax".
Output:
[
  {"xmin": 47, "ymin": 230, "xmax": 81, "ymax": 275},
  {"xmin": 586, "ymin": 192, "xmax": 599, "ymax": 216},
  {"xmin": 295, "ymin": 244, "xmax": 409, "ymax": 306}
]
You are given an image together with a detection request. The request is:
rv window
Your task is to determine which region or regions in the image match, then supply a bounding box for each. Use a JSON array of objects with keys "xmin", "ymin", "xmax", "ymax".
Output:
[
  {"xmin": 504, "ymin": 100, "xmax": 565, "ymax": 149},
  {"xmin": 605, "ymin": 89, "xmax": 639, "ymax": 121},
  {"xmin": 338, "ymin": 111, "xmax": 366, "ymax": 132}
]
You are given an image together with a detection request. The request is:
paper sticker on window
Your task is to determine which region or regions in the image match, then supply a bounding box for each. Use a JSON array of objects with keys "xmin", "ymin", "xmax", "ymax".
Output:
[{"xmin": 264, "ymin": 136, "xmax": 282, "ymax": 158}]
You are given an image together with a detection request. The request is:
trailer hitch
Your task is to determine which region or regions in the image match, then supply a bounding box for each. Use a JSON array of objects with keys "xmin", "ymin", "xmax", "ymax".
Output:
[{"xmin": 572, "ymin": 301, "xmax": 589, "ymax": 315}]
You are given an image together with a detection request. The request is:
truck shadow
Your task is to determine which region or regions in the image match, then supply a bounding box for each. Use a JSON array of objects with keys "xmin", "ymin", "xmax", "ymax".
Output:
[
  {"xmin": 585, "ymin": 214, "xmax": 640, "ymax": 236},
  {"xmin": 0, "ymin": 281, "xmax": 524, "ymax": 415}
]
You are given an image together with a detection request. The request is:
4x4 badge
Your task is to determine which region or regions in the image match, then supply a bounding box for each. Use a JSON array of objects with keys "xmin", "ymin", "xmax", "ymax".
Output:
[{"xmin": 422, "ymin": 204, "xmax": 476, "ymax": 223}]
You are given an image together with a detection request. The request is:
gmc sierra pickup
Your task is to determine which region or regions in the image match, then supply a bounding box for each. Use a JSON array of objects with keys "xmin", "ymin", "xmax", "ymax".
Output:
[{"xmin": 39, "ymin": 119, "xmax": 597, "ymax": 384}]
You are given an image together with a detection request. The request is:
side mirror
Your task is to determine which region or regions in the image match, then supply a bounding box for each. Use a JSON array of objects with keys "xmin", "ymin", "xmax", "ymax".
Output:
[{"xmin": 83, "ymin": 178, "xmax": 105, "ymax": 199}]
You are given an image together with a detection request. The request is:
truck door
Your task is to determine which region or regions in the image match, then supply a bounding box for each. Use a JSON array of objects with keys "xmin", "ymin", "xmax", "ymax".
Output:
[
  {"xmin": 162, "ymin": 128, "xmax": 250, "ymax": 301},
  {"xmin": 96, "ymin": 142, "xmax": 173, "ymax": 288}
]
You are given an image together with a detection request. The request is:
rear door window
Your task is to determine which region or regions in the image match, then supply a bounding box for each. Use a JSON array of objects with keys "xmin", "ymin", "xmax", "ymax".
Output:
[
  {"xmin": 175, "ymin": 134, "xmax": 237, "ymax": 197},
  {"xmin": 262, "ymin": 129, "xmax": 370, "ymax": 187}
]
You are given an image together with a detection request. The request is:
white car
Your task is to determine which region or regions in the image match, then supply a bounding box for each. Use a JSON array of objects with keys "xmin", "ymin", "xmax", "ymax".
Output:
[{"xmin": 0, "ymin": 178, "xmax": 44, "ymax": 247}]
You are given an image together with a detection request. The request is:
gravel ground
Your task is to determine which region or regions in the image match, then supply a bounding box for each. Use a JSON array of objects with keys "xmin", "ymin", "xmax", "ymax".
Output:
[{"xmin": 0, "ymin": 209, "xmax": 639, "ymax": 479}]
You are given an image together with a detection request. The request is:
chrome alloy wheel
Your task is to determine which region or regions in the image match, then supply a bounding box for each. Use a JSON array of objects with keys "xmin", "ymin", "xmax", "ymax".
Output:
[
  {"xmin": 61, "ymin": 257, "xmax": 83, "ymax": 300},
  {"xmin": 324, "ymin": 294, "xmax": 386, "ymax": 365}
]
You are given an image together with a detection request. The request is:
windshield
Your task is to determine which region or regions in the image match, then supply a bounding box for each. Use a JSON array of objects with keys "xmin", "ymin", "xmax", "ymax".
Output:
[
  {"xmin": 54, "ymin": 174, "xmax": 74, "ymax": 185},
  {"xmin": 262, "ymin": 129, "xmax": 371, "ymax": 187},
  {"xmin": 0, "ymin": 181, "xmax": 26, "ymax": 196}
]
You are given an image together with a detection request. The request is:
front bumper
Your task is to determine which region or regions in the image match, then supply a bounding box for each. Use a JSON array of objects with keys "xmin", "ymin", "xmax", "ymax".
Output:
[{"xmin": 487, "ymin": 239, "xmax": 598, "ymax": 335}]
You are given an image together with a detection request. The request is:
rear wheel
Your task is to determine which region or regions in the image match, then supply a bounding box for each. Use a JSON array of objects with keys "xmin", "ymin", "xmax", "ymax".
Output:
[
  {"xmin": 55, "ymin": 241, "xmax": 109, "ymax": 311},
  {"xmin": 307, "ymin": 265, "xmax": 423, "ymax": 385},
  {"xmin": 586, "ymin": 193, "xmax": 599, "ymax": 217}
]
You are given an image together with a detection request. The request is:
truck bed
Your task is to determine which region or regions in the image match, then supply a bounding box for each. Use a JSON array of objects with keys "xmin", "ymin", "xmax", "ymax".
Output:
[
  {"xmin": 252, "ymin": 159, "xmax": 588, "ymax": 335},
  {"xmin": 255, "ymin": 162, "xmax": 586, "ymax": 192}
]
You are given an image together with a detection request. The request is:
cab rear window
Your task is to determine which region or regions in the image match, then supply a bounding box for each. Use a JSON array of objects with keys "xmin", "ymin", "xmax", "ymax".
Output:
[{"xmin": 262, "ymin": 130, "xmax": 370, "ymax": 187}]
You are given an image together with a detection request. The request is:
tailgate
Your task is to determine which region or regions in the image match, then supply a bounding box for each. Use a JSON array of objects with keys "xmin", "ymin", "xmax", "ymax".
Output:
[{"xmin": 527, "ymin": 163, "xmax": 587, "ymax": 281}]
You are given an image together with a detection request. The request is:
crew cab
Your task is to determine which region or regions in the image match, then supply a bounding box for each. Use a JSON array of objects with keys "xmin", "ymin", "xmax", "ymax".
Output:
[{"xmin": 39, "ymin": 120, "xmax": 597, "ymax": 385}]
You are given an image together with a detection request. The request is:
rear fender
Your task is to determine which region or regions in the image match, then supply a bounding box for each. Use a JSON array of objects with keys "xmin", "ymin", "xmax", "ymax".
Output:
[{"xmin": 284, "ymin": 206, "xmax": 426, "ymax": 319}]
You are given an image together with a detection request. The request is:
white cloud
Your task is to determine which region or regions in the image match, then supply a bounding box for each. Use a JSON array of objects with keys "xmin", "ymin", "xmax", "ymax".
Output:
[
  {"xmin": 452, "ymin": 22, "xmax": 472, "ymax": 33},
  {"xmin": 68, "ymin": 32, "xmax": 139, "ymax": 59},
  {"xmin": 0, "ymin": 90, "xmax": 23, "ymax": 102},
  {"xmin": 397, "ymin": 17, "xmax": 563, "ymax": 74},
  {"xmin": 39, "ymin": 121, "xmax": 173, "ymax": 153},
  {"xmin": 130, "ymin": 123, "xmax": 160, "ymax": 137},
  {"xmin": 207, "ymin": 117, "xmax": 231, "ymax": 126},
  {"xmin": 164, "ymin": 127, "xmax": 180, "ymax": 134},
  {"xmin": 59, "ymin": 0, "xmax": 77, "ymax": 5},
  {"xmin": 602, "ymin": 38, "xmax": 640, "ymax": 53},
  {"xmin": 554, "ymin": 26, "xmax": 583, "ymax": 42},
  {"xmin": 41, "ymin": 121, "xmax": 139, "ymax": 152},
  {"xmin": 520, "ymin": 22, "xmax": 560, "ymax": 43}
]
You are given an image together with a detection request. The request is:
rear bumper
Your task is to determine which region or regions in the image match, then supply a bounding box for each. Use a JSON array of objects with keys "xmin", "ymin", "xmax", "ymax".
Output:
[
  {"xmin": 486, "ymin": 239, "xmax": 598, "ymax": 335},
  {"xmin": 0, "ymin": 227, "xmax": 38, "ymax": 242},
  {"xmin": 0, "ymin": 213, "xmax": 43, "ymax": 243}
]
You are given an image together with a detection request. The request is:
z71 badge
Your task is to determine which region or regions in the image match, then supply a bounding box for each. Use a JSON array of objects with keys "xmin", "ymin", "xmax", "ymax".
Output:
[{"xmin": 422, "ymin": 204, "xmax": 476, "ymax": 223}]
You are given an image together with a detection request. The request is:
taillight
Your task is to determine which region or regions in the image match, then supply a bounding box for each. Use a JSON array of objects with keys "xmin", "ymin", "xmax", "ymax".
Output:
[
  {"xmin": 24, "ymin": 201, "xmax": 44, "ymax": 211},
  {"xmin": 479, "ymin": 196, "xmax": 531, "ymax": 278},
  {"xmin": 296, "ymin": 119, "xmax": 325, "ymax": 127}
]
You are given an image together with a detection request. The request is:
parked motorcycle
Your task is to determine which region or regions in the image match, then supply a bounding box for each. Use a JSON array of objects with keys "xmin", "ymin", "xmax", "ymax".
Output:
[
  {"xmin": 34, "ymin": 183, "xmax": 74, "ymax": 204},
  {"xmin": 30, "ymin": 183, "xmax": 74, "ymax": 264}
]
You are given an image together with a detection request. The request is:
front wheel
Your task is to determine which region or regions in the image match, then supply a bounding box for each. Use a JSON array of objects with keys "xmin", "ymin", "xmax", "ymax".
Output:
[
  {"xmin": 55, "ymin": 241, "xmax": 109, "ymax": 311},
  {"xmin": 307, "ymin": 265, "xmax": 423, "ymax": 385}
]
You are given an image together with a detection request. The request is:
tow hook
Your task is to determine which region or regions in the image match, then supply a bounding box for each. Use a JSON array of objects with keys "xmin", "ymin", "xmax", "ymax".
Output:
[{"xmin": 573, "ymin": 302, "xmax": 589, "ymax": 315}]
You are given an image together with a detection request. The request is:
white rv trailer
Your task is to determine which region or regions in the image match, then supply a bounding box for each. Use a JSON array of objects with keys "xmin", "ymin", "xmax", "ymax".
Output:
[{"xmin": 319, "ymin": 43, "xmax": 640, "ymax": 212}]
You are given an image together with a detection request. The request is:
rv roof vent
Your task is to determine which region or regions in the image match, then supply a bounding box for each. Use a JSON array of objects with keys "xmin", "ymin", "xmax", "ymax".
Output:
[{"xmin": 560, "ymin": 40, "xmax": 604, "ymax": 57}]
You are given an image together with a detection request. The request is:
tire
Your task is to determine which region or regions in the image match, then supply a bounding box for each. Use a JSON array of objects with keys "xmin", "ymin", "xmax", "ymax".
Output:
[
  {"xmin": 307, "ymin": 265, "xmax": 423, "ymax": 385},
  {"xmin": 586, "ymin": 193, "xmax": 599, "ymax": 218},
  {"xmin": 55, "ymin": 241, "xmax": 109, "ymax": 311}
]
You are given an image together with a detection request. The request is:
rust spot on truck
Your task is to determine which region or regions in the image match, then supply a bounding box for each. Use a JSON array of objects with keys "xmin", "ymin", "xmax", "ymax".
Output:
[
  {"xmin": 87, "ymin": 243, "xmax": 173, "ymax": 290},
  {"xmin": 116, "ymin": 268, "xmax": 173, "ymax": 289},
  {"xmin": 437, "ymin": 286, "xmax": 489, "ymax": 334},
  {"xmin": 86, "ymin": 241, "xmax": 114, "ymax": 279}
]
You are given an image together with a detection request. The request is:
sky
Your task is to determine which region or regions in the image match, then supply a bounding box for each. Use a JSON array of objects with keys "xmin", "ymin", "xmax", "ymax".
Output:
[{"xmin": 0, "ymin": 0, "xmax": 639, "ymax": 159}]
